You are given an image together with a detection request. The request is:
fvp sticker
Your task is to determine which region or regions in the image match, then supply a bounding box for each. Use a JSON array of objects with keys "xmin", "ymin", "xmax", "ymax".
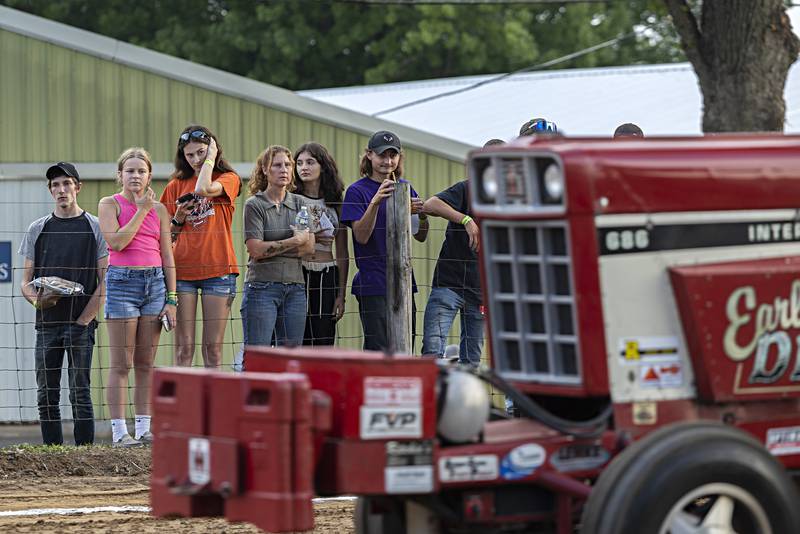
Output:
[{"xmin": 500, "ymin": 443, "xmax": 546, "ymax": 480}]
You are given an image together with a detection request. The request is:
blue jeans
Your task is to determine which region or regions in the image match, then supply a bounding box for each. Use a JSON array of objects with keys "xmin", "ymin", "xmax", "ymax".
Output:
[
  {"xmin": 177, "ymin": 274, "xmax": 238, "ymax": 297},
  {"xmin": 104, "ymin": 266, "xmax": 166, "ymax": 319},
  {"xmin": 35, "ymin": 322, "xmax": 96, "ymax": 445},
  {"xmin": 241, "ymin": 281, "xmax": 306, "ymax": 349},
  {"xmin": 422, "ymin": 287, "xmax": 484, "ymax": 365}
]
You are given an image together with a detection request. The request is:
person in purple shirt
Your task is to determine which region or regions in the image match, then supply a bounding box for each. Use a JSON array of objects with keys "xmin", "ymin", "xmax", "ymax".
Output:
[{"xmin": 341, "ymin": 131, "xmax": 428, "ymax": 351}]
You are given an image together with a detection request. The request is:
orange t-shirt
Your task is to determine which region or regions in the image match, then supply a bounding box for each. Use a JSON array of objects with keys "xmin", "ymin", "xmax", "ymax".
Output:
[{"xmin": 160, "ymin": 172, "xmax": 240, "ymax": 280}]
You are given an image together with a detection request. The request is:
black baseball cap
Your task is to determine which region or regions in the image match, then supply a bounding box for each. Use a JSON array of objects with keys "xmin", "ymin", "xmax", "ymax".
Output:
[
  {"xmin": 368, "ymin": 130, "xmax": 402, "ymax": 154},
  {"xmin": 46, "ymin": 162, "xmax": 80, "ymax": 183}
]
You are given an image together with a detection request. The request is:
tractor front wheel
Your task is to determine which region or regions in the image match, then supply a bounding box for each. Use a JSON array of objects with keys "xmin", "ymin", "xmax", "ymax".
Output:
[{"xmin": 580, "ymin": 422, "xmax": 800, "ymax": 534}]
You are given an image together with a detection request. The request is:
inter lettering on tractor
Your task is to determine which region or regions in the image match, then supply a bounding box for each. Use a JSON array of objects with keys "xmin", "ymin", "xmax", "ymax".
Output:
[{"xmin": 150, "ymin": 135, "xmax": 800, "ymax": 534}]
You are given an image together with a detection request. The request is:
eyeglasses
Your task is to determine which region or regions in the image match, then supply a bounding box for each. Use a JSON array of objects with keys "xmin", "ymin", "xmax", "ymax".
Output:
[{"xmin": 178, "ymin": 130, "xmax": 210, "ymax": 146}]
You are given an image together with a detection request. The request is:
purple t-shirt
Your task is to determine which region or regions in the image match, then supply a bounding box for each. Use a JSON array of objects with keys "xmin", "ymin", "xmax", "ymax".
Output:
[{"xmin": 341, "ymin": 176, "xmax": 419, "ymax": 297}]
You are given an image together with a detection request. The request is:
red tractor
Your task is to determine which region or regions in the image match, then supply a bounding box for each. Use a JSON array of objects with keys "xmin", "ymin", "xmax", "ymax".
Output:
[{"xmin": 151, "ymin": 135, "xmax": 800, "ymax": 534}]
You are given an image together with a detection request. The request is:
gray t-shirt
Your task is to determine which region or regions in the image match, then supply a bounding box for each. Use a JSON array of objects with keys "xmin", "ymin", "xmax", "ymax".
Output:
[{"xmin": 243, "ymin": 191, "xmax": 306, "ymax": 284}]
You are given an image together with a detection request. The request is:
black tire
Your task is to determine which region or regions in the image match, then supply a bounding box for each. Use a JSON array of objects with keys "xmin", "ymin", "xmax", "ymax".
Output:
[
  {"xmin": 354, "ymin": 497, "xmax": 407, "ymax": 534},
  {"xmin": 581, "ymin": 422, "xmax": 800, "ymax": 534}
]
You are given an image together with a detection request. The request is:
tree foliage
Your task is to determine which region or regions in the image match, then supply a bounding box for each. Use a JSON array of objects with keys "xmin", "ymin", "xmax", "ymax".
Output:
[{"xmin": 3, "ymin": 0, "xmax": 683, "ymax": 90}]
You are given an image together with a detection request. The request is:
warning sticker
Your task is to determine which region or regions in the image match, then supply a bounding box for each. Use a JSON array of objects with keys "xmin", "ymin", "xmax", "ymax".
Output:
[
  {"xmin": 386, "ymin": 440, "xmax": 433, "ymax": 466},
  {"xmin": 188, "ymin": 437, "xmax": 210, "ymax": 486},
  {"xmin": 439, "ymin": 454, "xmax": 498, "ymax": 482},
  {"xmin": 639, "ymin": 362, "xmax": 684, "ymax": 388},
  {"xmin": 766, "ymin": 426, "xmax": 800, "ymax": 456},
  {"xmin": 618, "ymin": 336, "xmax": 680, "ymax": 363},
  {"xmin": 385, "ymin": 466, "xmax": 434, "ymax": 494},
  {"xmin": 364, "ymin": 377, "xmax": 422, "ymax": 406}
]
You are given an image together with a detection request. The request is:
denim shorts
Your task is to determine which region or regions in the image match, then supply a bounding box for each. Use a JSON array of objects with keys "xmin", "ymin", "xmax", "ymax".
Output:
[
  {"xmin": 104, "ymin": 266, "xmax": 166, "ymax": 319},
  {"xmin": 176, "ymin": 274, "xmax": 238, "ymax": 297}
]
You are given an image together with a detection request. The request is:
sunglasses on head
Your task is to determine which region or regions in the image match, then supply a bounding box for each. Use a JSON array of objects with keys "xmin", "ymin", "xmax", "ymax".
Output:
[
  {"xmin": 178, "ymin": 130, "xmax": 210, "ymax": 146},
  {"xmin": 530, "ymin": 119, "xmax": 557, "ymax": 133}
]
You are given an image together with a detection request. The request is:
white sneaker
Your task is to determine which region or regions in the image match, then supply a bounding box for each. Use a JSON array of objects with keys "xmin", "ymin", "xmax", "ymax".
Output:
[
  {"xmin": 112, "ymin": 434, "xmax": 143, "ymax": 448},
  {"xmin": 137, "ymin": 431, "xmax": 153, "ymax": 445}
]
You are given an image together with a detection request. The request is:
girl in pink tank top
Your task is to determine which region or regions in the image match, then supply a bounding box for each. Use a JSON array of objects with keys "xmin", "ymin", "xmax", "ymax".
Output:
[
  {"xmin": 98, "ymin": 147, "xmax": 177, "ymax": 447},
  {"xmin": 109, "ymin": 193, "xmax": 162, "ymax": 266}
]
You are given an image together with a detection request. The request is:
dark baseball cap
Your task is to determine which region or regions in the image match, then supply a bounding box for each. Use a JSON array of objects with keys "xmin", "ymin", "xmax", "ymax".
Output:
[
  {"xmin": 368, "ymin": 130, "xmax": 402, "ymax": 154},
  {"xmin": 46, "ymin": 162, "xmax": 80, "ymax": 183}
]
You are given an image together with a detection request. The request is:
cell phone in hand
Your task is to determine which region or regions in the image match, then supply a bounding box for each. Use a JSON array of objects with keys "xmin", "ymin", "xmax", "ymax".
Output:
[
  {"xmin": 161, "ymin": 314, "xmax": 173, "ymax": 331},
  {"xmin": 177, "ymin": 192, "xmax": 196, "ymax": 204}
]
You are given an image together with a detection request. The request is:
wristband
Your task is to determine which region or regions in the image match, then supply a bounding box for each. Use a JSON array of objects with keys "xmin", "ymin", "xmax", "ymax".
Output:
[
  {"xmin": 203, "ymin": 158, "xmax": 214, "ymax": 167},
  {"xmin": 461, "ymin": 215, "xmax": 473, "ymax": 225},
  {"xmin": 166, "ymin": 296, "xmax": 178, "ymax": 306},
  {"xmin": 418, "ymin": 213, "xmax": 428, "ymax": 221},
  {"xmin": 167, "ymin": 291, "xmax": 178, "ymax": 299},
  {"xmin": 171, "ymin": 217, "xmax": 185, "ymax": 227}
]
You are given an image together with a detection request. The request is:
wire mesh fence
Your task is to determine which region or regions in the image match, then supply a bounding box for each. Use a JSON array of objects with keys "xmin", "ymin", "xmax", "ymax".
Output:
[{"xmin": 0, "ymin": 207, "xmax": 501, "ymax": 426}]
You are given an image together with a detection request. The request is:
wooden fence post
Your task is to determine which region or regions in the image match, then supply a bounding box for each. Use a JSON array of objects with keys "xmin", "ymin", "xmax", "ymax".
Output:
[{"xmin": 386, "ymin": 181, "xmax": 413, "ymax": 354}]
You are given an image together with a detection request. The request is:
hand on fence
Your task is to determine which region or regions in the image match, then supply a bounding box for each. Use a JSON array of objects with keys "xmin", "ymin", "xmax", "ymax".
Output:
[
  {"xmin": 369, "ymin": 179, "xmax": 395, "ymax": 206},
  {"xmin": 410, "ymin": 197, "xmax": 424, "ymax": 214}
]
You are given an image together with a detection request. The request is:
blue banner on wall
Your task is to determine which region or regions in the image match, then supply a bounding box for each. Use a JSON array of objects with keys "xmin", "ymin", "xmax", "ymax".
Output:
[{"xmin": 0, "ymin": 242, "xmax": 11, "ymax": 283}]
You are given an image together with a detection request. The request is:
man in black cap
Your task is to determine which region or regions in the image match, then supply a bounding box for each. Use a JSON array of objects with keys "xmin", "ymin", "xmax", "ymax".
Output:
[{"xmin": 18, "ymin": 162, "xmax": 108, "ymax": 445}]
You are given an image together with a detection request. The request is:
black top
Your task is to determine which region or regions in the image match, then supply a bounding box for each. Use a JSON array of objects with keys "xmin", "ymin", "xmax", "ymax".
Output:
[
  {"xmin": 430, "ymin": 180, "xmax": 482, "ymax": 300},
  {"xmin": 19, "ymin": 212, "xmax": 106, "ymax": 327}
]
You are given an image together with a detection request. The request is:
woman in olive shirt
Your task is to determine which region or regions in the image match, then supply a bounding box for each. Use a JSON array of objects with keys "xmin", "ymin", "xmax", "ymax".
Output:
[{"xmin": 241, "ymin": 145, "xmax": 313, "ymax": 354}]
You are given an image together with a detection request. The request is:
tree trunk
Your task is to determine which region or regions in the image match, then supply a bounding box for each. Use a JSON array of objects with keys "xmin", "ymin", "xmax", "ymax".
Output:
[{"xmin": 664, "ymin": 0, "xmax": 799, "ymax": 133}]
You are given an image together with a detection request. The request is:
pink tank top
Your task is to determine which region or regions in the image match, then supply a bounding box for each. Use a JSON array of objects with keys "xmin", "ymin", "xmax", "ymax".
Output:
[{"xmin": 108, "ymin": 194, "xmax": 162, "ymax": 266}]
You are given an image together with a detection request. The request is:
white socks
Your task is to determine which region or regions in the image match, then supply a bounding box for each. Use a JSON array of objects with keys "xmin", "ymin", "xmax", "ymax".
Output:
[
  {"xmin": 134, "ymin": 415, "xmax": 151, "ymax": 440},
  {"xmin": 111, "ymin": 419, "xmax": 128, "ymax": 442}
]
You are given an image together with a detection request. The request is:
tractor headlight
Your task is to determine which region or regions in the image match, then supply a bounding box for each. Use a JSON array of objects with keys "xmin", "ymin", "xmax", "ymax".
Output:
[
  {"xmin": 543, "ymin": 163, "xmax": 564, "ymax": 201},
  {"xmin": 482, "ymin": 164, "xmax": 498, "ymax": 201}
]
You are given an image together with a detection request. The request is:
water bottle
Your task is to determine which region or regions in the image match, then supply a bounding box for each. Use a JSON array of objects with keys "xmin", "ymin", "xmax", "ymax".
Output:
[{"xmin": 295, "ymin": 205, "xmax": 310, "ymax": 230}]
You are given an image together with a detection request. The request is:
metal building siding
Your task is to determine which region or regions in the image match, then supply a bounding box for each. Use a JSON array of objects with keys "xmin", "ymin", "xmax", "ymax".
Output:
[{"xmin": 1, "ymin": 21, "xmax": 471, "ymax": 421}]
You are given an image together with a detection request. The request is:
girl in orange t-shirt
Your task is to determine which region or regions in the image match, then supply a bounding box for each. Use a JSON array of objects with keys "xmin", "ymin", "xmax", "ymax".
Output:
[{"xmin": 160, "ymin": 125, "xmax": 241, "ymax": 368}]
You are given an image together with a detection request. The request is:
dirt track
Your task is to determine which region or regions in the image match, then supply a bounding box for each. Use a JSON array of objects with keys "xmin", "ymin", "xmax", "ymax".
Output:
[{"xmin": 0, "ymin": 447, "xmax": 354, "ymax": 533}]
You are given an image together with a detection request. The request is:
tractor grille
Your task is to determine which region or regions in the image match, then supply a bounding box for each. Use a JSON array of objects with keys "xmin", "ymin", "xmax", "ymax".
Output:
[{"xmin": 483, "ymin": 221, "xmax": 581, "ymax": 385}]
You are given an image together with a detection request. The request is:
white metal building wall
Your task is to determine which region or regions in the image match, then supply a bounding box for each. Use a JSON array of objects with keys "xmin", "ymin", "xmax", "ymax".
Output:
[{"xmin": 0, "ymin": 178, "xmax": 55, "ymax": 422}]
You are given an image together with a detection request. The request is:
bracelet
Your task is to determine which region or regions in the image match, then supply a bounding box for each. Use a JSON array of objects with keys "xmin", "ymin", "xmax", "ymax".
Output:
[
  {"xmin": 167, "ymin": 291, "xmax": 178, "ymax": 299},
  {"xmin": 461, "ymin": 215, "xmax": 473, "ymax": 225},
  {"xmin": 165, "ymin": 297, "xmax": 178, "ymax": 306},
  {"xmin": 418, "ymin": 213, "xmax": 428, "ymax": 221},
  {"xmin": 203, "ymin": 158, "xmax": 214, "ymax": 167},
  {"xmin": 171, "ymin": 217, "xmax": 185, "ymax": 227}
]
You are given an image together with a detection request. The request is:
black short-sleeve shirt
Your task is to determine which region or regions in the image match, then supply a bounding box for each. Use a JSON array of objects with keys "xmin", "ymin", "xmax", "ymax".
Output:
[
  {"xmin": 431, "ymin": 180, "xmax": 481, "ymax": 300},
  {"xmin": 18, "ymin": 212, "xmax": 107, "ymax": 327}
]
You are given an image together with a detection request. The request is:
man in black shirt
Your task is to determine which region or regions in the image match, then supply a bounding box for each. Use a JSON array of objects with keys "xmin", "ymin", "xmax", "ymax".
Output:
[
  {"xmin": 19, "ymin": 162, "xmax": 108, "ymax": 445},
  {"xmin": 421, "ymin": 176, "xmax": 486, "ymax": 365}
]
